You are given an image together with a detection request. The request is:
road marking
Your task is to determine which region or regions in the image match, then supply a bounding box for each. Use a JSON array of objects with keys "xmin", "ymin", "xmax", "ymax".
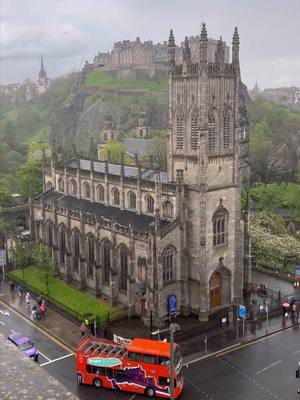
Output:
[
  {"xmin": 40, "ymin": 353, "xmax": 74, "ymax": 367},
  {"xmin": 129, "ymin": 396, "xmax": 136, "ymax": 400},
  {"xmin": 185, "ymin": 342, "xmax": 242, "ymax": 366},
  {"xmin": 292, "ymin": 349, "xmax": 300, "ymax": 356},
  {"xmin": 0, "ymin": 300, "xmax": 74, "ymax": 353},
  {"xmin": 38, "ymin": 351, "xmax": 51, "ymax": 362},
  {"xmin": 0, "ymin": 293, "xmax": 4, "ymax": 296},
  {"xmin": 0, "ymin": 309, "xmax": 10, "ymax": 316},
  {"xmin": 10, "ymin": 329, "xmax": 15, "ymax": 333},
  {"xmin": 0, "ymin": 320, "xmax": 5, "ymax": 326},
  {"xmin": 257, "ymin": 360, "xmax": 282, "ymax": 375}
]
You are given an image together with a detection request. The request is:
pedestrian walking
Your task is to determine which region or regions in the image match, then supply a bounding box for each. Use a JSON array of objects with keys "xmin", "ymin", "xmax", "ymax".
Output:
[
  {"xmin": 10, "ymin": 282, "xmax": 14, "ymax": 292},
  {"xmin": 80, "ymin": 322, "xmax": 87, "ymax": 337},
  {"xmin": 25, "ymin": 292, "xmax": 31, "ymax": 306},
  {"xmin": 17, "ymin": 284, "xmax": 23, "ymax": 297}
]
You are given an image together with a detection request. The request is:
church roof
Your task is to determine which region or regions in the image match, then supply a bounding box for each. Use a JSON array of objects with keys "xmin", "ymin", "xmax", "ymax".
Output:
[
  {"xmin": 67, "ymin": 159, "xmax": 168, "ymax": 183},
  {"xmin": 39, "ymin": 190, "xmax": 170, "ymax": 233}
]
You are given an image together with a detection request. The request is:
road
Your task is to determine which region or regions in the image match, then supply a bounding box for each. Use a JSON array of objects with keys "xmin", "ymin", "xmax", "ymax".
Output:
[{"xmin": 1, "ymin": 301, "xmax": 300, "ymax": 399}]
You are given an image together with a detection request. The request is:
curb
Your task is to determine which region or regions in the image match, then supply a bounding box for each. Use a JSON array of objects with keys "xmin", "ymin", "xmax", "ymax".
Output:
[
  {"xmin": 0, "ymin": 297, "xmax": 77, "ymax": 353},
  {"xmin": 184, "ymin": 321, "xmax": 299, "ymax": 365}
]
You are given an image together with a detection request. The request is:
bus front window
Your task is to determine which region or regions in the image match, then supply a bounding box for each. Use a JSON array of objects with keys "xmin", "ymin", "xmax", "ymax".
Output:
[{"xmin": 174, "ymin": 347, "xmax": 182, "ymax": 371}]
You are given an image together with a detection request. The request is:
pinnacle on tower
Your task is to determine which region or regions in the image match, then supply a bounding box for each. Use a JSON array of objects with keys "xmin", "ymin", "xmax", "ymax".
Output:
[
  {"xmin": 232, "ymin": 26, "xmax": 240, "ymax": 65},
  {"xmin": 199, "ymin": 22, "xmax": 208, "ymax": 64},
  {"xmin": 183, "ymin": 37, "xmax": 191, "ymax": 64},
  {"xmin": 168, "ymin": 29, "xmax": 176, "ymax": 66}
]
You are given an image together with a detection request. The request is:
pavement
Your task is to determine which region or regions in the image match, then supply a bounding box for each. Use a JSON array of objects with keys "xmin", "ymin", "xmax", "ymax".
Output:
[{"xmin": 0, "ymin": 276, "xmax": 299, "ymax": 362}]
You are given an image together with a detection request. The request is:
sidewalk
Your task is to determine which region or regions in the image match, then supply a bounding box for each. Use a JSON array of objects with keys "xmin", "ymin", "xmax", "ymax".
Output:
[{"xmin": 0, "ymin": 278, "xmax": 298, "ymax": 361}]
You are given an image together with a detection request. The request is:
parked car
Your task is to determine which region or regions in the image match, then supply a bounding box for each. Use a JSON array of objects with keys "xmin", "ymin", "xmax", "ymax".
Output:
[{"xmin": 8, "ymin": 332, "xmax": 38, "ymax": 361}]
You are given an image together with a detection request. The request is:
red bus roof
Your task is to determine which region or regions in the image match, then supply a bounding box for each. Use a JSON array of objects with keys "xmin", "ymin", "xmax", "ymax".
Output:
[{"xmin": 128, "ymin": 338, "xmax": 173, "ymax": 357}]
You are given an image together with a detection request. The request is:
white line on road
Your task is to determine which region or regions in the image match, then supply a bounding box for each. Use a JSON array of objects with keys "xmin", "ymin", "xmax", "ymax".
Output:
[
  {"xmin": 0, "ymin": 320, "xmax": 5, "ymax": 326},
  {"xmin": 292, "ymin": 350, "xmax": 300, "ymax": 356},
  {"xmin": 129, "ymin": 396, "xmax": 136, "ymax": 400},
  {"xmin": 256, "ymin": 360, "xmax": 282, "ymax": 375},
  {"xmin": 0, "ymin": 309, "xmax": 9, "ymax": 316},
  {"xmin": 10, "ymin": 329, "xmax": 15, "ymax": 334},
  {"xmin": 38, "ymin": 351, "xmax": 51, "ymax": 362},
  {"xmin": 40, "ymin": 353, "xmax": 74, "ymax": 367}
]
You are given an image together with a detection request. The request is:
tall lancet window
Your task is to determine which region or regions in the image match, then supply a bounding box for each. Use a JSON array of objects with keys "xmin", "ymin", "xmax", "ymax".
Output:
[
  {"xmin": 223, "ymin": 107, "xmax": 231, "ymax": 150},
  {"xmin": 176, "ymin": 111, "xmax": 184, "ymax": 150},
  {"xmin": 208, "ymin": 108, "xmax": 216, "ymax": 152},
  {"xmin": 191, "ymin": 109, "xmax": 199, "ymax": 150}
]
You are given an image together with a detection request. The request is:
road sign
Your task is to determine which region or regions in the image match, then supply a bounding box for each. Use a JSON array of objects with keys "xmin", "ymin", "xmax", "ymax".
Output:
[
  {"xmin": 239, "ymin": 305, "xmax": 246, "ymax": 319},
  {"xmin": 0, "ymin": 250, "xmax": 6, "ymax": 267}
]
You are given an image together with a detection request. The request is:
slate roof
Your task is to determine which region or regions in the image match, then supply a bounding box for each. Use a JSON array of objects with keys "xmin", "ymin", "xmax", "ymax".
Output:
[
  {"xmin": 39, "ymin": 190, "xmax": 170, "ymax": 233},
  {"xmin": 122, "ymin": 138, "xmax": 154, "ymax": 157},
  {"xmin": 67, "ymin": 159, "xmax": 168, "ymax": 183}
]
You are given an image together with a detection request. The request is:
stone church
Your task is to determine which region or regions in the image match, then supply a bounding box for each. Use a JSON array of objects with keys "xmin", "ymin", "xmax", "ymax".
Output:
[{"xmin": 31, "ymin": 24, "xmax": 249, "ymax": 325}]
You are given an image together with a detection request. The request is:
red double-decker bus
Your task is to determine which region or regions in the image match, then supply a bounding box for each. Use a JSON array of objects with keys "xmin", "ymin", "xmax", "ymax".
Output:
[{"xmin": 76, "ymin": 336, "xmax": 184, "ymax": 398}]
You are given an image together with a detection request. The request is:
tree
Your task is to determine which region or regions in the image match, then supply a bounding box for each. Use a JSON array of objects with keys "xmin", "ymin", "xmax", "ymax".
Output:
[
  {"xmin": 17, "ymin": 160, "xmax": 43, "ymax": 198},
  {"xmin": 12, "ymin": 240, "xmax": 29, "ymax": 280},
  {"xmin": 101, "ymin": 141, "xmax": 133, "ymax": 164},
  {"xmin": 32, "ymin": 243, "xmax": 54, "ymax": 296}
]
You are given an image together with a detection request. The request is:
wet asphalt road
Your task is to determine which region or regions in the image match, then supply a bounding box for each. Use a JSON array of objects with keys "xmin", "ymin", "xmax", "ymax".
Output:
[{"xmin": 1, "ymin": 302, "xmax": 300, "ymax": 399}]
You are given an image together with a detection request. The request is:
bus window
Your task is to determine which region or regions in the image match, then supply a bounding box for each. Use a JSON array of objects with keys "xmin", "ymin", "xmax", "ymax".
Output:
[
  {"xmin": 115, "ymin": 370, "xmax": 127, "ymax": 379},
  {"xmin": 106, "ymin": 368, "xmax": 113, "ymax": 378},
  {"xmin": 86, "ymin": 365, "xmax": 105, "ymax": 375},
  {"xmin": 158, "ymin": 356, "xmax": 170, "ymax": 366},
  {"xmin": 143, "ymin": 354, "xmax": 157, "ymax": 364},
  {"xmin": 128, "ymin": 352, "xmax": 143, "ymax": 361}
]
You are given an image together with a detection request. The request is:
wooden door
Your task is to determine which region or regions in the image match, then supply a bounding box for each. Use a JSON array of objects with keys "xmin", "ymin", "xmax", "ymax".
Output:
[
  {"xmin": 210, "ymin": 272, "xmax": 221, "ymax": 308},
  {"xmin": 140, "ymin": 299, "xmax": 146, "ymax": 318}
]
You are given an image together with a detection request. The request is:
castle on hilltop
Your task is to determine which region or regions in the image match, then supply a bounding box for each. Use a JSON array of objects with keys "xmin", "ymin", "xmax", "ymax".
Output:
[
  {"xmin": 92, "ymin": 35, "xmax": 229, "ymax": 80},
  {"xmin": 32, "ymin": 24, "xmax": 249, "ymax": 326}
]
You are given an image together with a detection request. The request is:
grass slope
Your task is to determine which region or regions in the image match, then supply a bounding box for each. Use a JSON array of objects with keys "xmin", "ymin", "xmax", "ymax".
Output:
[
  {"xmin": 85, "ymin": 69, "xmax": 168, "ymax": 92},
  {"xmin": 9, "ymin": 266, "xmax": 115, "ymax": 320}
]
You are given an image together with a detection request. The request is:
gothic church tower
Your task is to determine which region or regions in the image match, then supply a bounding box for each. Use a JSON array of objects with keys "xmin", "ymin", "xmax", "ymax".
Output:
[{"xmin": 167, "ymin": 24, "xmax": 249, "ymax": 320}]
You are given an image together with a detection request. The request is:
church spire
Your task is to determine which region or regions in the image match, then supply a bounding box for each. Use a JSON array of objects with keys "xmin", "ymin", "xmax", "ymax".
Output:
[
  {"xmin": 168, "ymin": 29, "xmax": 176, "ymax": 66},
  {"xmin": 39, "ymin": 54, "xmax": 47, "ymax": 81}
]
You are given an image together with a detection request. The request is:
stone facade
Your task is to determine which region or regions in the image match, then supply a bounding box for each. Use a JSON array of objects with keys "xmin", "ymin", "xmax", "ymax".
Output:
[
  {"xmin": 135, "ymin": 112, "xmax": 151, "ymax": 138},
  {"xmin": 32, "ymin": 24, "xmax": 249, "ymax": 326}
]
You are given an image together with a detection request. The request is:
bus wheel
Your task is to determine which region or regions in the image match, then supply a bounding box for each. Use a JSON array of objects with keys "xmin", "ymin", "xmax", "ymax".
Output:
[
  {"xmin": 145, "ymin": 387, "xmax": 156, "ymax": 397},
  {"xmin": 93, "ymin": 378, "xmax": 103, "ymax": 388}
]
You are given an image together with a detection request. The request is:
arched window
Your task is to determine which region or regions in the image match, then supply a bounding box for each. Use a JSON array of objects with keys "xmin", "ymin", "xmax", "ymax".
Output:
[
  {"xmin": 128, "ymin": 191, "xmax": 136, "ymax": 209},
  {"xmin": 102, "ymin": 239, "xmax": 111, "ymax": 284},
  {"xmin": 96, "ymin": 184, "xmax": 105, "ymax": 202},
  {"xmin": 119, "ymin": 245, "xmax": 128, "ymax": 292},
  {"xmin": 59, "ymin": 226, "xmax": 66, "ymax": 264},
  {"xmin": 48, "ymin": 222, "xmax": 53, "ymax": 248},
  {"xmin": 191, "ymin": 109, "xmax": 199, "ymax": 150},
  {"xmin": 87, "ymin": 235, "xmax": 95, "ymax": 276},
  {"xmin": 145, "ymin": 195, "xmax": 154, "ymax": 213},
  {"xmin": 83, "ymin": 182, "xmax": 91, "ymax": 198},
  {"xmin": 212, "ymin": 199, "xmax": 229, "ymax": 246},
  {"xmin": 208, "ymin": 109, "xmax": 216, "ymax": 152},
  {"xmin": 46, "ymin": 181, "xmax": 53, "ymax": 191},
  {"xmin": 176, "ymin": 111, "xmax": 184, "ymax": 150},
  {"xmin": 162, "ymin": 246, "xmax": 175, "ymax": 283},
  {"xmin": 163, "ymin": 199, "xmax": 173, "ymax": 218},
  {"xmin": 70, "ymin": 179, "xmax": 77, "ymax": 196},
  {"xmin": 223, "ymin": 108, "xmax": 231, "ymax": 150},
  {"xmin": 73, "ymin": 230, "xmax": 80, "ymax": 271},
  {"xmin": 112, "ymin": 187, "xmax": 120, "ymax": 205},
  {"xmin": 58, "ymin": 178, "xmax": 64, "ymax": 192}
]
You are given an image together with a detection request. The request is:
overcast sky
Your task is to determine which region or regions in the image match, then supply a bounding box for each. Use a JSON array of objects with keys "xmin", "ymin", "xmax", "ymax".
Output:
[{"xmin": 1, "ymin": 0, "xmax": 299, "ymax": 89}]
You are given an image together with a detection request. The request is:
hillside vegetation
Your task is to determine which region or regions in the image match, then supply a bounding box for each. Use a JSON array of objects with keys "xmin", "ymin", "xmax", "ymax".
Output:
[{"xmin": 84, "ymin": 69, "xmax": 168, "ymax": 92}]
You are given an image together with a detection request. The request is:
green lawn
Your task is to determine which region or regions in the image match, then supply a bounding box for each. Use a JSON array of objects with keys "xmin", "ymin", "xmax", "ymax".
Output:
[
  {"xmin": 84, "ymin": 69, "xmax": 168, "ymax": 92},
  {"xmin": 9, "ymin": 266, "xmax": 115, "ymax": 321}
]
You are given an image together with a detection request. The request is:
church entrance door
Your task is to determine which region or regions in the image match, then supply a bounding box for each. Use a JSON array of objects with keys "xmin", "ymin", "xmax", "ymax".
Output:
[
  {"xmin": 140, "ymin": 299, "xmax": 146, "ymax": 318},
  {"xmin": 210, "ymin": 271, "xmax": 221, "ymax": 308}
]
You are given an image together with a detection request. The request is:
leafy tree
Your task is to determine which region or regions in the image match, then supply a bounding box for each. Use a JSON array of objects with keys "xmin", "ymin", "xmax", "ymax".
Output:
[
  {"xmin": 0, "ymin": 118, "xmax": 18, "ymax": 149},
  {"xmin": 12, "ymin": 240, "xmax": 29, "ymax": 280},
  {"xmin": 101, "ymin": 141, "xmax": 133, "ymax": 164},
  {"xmin": 32, "ymin": 243, "xmax": 54, "ymax": 296},
  {"xmin": 17, "ymin": 160, "xmax": 43, "ymax": 198}
]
